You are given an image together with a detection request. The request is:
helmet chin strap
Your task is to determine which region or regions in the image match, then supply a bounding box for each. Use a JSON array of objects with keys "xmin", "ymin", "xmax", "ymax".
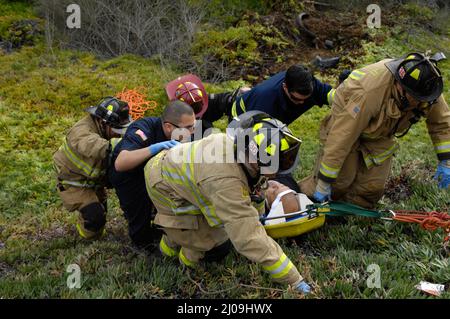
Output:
[
  {"xmin": 99, "ymin": 119, "xmax": 111, "ymax": 139},
  {"xmin": 101, "ymin": 122, "xmax": 109, "ymax": 138},
  {"xmin": 92, "ymin": 115, "xmax": 106, "ymax": 137},
  {"xmin": 239, "ymin": 162, "xmax": 268, "ymax": 192},
  {"xmin": 254, "ymin": 175, "xmax": 269, "ymax": 191},
  {"xmin": 399, "ymin": 88, "xmax": 410, "ymax": 110}
]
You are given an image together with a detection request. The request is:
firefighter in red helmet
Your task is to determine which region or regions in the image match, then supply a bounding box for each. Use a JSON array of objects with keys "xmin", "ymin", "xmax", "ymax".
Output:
[{"xmin": 166, "ymin": 74, "xmax": 249, "ymax": 131}]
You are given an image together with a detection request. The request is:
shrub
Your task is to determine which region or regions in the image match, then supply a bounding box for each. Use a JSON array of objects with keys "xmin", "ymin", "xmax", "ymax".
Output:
[
  {"xmin": 0, "ymin": 18, "xmax": 43, "ymax": 52},
  {"xmin": 0, "ymin": 0, "xmax": 43, "ymax": 53},
  {"xmin": 35, "ymin": 0, "xmax": 204, "ymax": 63}
]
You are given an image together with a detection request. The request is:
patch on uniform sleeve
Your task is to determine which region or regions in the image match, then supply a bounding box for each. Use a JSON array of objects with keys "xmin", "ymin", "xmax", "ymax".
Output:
[
  {"xmin": 135, "ymin": 129, "xmax": 147, "ymax": 141},
  {"xmin": 346, "ymin": 104, "xmax": 361, "ymax": 119},
  {"xmin": 242, "ymin": 186, "xmax": 250, "ymax": 198}
]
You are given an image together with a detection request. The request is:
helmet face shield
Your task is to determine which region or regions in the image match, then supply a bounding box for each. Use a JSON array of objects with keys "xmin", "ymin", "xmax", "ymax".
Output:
[
  {"xmin": 86, "ymin": 97, "xmax": 133, "ymax": 135},
  {"xmin": 117, "ymin": 104, "xmax": 131, "ymax": 124},
  {"xmin": 110, "ymin": 115, "xmax": 133, "ymax": 135},
  {"xmin": 279, "ymin": 138, "xmax": 301, "ymax": 173},
  {"xmin": 228, "ymin": 111, "xmax": 302, "ymax": 175},
  {"xmin": 111, "ymin": 126, "xmax": 128, "ymax": 135}
]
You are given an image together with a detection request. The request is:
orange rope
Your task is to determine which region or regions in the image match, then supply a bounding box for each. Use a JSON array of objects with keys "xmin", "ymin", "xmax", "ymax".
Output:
[
  {"xmin": 116, "ymin": 87, "xmax": 157, "ymax": 120},
  {"xmin": 393, "ymin": 210, "xmax": 450, "ymax": 241}
]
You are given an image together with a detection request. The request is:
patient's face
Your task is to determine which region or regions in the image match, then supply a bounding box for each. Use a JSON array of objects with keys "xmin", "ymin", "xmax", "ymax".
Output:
[{"xmin": 265, "ymin": 180, "xmax": 292, "ymax": 206}]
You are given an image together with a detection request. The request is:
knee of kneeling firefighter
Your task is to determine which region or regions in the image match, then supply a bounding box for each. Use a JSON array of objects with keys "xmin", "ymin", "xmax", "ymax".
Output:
[
  {"xmin": 203, "ymin": 240, "xmax": 232, "ymax": 263},
  {"xmin": 348, "ymin": 183, "xmax": 385, "ymax": 209},
  {"xmin": 79, "ymin": 202, "xmax": 106, "ymax": 232}
]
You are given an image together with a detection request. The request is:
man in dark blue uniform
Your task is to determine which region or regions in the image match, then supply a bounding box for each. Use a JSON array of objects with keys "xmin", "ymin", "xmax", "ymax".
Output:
[
  {"xmin": 109, "ymin": 101, "xmax": 196, "ymax": 250},
  {"xmin": 229, "ymin": 65, "xmax": 339, "ymax": 192},
  {"xmin": 231, "ymin": 64, "xmax": 336, "ymax": 125}
]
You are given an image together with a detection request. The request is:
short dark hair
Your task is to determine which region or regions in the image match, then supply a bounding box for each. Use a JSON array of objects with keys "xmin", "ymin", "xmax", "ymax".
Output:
[
  {"xmin": 284, "ymin": 65, "xmax": 313, "ymax": 96},
  {"xmin": 161, "ymin": 100, "xmax": 194, "ymax": 124}
]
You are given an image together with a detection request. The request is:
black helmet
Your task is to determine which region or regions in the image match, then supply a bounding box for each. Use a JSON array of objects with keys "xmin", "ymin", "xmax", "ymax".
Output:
[
  {"xmin": 85, "ymin": 97, "xmax": 132, "ymax": 135},
  {"xmin": 385, "ymin": 52, "xmax": 445, "ymax": 103},
  {"xmin": 227, "ymin": 111, "xmax": 302, "ymax": 175}
]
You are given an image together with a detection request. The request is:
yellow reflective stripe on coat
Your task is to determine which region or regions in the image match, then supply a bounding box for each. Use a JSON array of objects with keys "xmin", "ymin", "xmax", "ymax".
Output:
[
  {"xmin": 62, "ymin": 139, "xmax": 102, "ymax": 178},
  {"xmin": 231, "ymin": 98, "xmax": 246, "ymax": 118},
  {"xmin": 349, "ymin": 70, "xmax": 365, "ymax": 80},
  {"xmin": 148, "ymin": 181, "xmax": 201, "ymax": 215},
  {"xmin": 110, "ymin": 137, "xmax": 122, "ymax": 151},
  {"xmin": 434, "ymin": 141, "xmax": 450, "ymax": 154},
  {"xmin": 319, "ymin": 162, "xmax": 340, "ymax": 179},
  {"xmin": 179, "ymin": 249, "xmax": 195, "ymax": 268},
  {"xmin": 327, "ymin": 88, "xmax": 336, "ymax": 105},
  {"xmin": 161, "ymin": 166, "xmax": 186, "ymax": 186},
  {"xmin": 160, "ymin": 237, "xmax": 177, "ymax": 257},
  {"xmin": 148, "ymin": 184, "xmax": 174, "ymax": 208},
  {"xmin": 252, "ymin": 200, "xmax": 265, "ymax": 215},
  {"xmin": 182, "ymin": 142, "xmax": 222, "ymax": 227},
  {"xmin": 363, "ymin": 155, "xmax": 374, "ymax": 169},
  {"xmin": 364, "ymin": 143, "xmax": 399, "ymax": 168},
  {"xmin": 263, "ymin": 253, "xmax": 294, "ymax": 279}
]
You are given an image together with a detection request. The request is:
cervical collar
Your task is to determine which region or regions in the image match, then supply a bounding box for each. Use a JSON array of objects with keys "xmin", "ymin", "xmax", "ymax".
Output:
[{"xmin": 265, "ymin": 191, "xmax": 314, "ymax": 226}]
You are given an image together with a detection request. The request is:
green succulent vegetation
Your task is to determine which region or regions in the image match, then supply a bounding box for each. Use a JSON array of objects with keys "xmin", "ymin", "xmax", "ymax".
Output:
[
  {"xmin": 0, "ymin": 0, "xmax": 41, "ymax": 46},
  {"xmin": 191, "ymin": 21, "xmax": 290, "ymax": 67},
  {"xmin": 0, "ymin": 1, "xmax": 449, "ymax": 298}
]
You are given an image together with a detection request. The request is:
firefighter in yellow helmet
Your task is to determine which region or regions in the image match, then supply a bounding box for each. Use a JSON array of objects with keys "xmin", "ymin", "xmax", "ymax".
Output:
[
  {"xmin": 53, "ymin": 97, "xmax": 132, "ymax": 239},
  {"xmin": 144, "ymin": 111, "xmax": 311, "ymax": 294},
  {"xmin": 300, "ymin": 52, "xmax": 450, "ymax": 208}
]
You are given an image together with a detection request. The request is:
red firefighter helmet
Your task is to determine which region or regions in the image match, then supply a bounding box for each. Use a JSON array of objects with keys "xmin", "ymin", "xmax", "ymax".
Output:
[{"xmin": 166, "ymin": 74, "xmax": 208, "ymax": 118}]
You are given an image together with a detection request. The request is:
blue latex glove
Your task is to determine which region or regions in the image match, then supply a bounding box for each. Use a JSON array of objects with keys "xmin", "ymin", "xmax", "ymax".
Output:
[
  {"xmin": 295, "ymin": 281, "xmax": 311, "ymax": 294},
  {"xmin": 313, "ymin": 179, "xmax": 331, "ymax": 202},
  {"xmin": 149, "ymin": 140, "xmax": 180, "ymax": 156},
  {"xmin": 313, "ymin": 190, "xmax": 331, "ymax": 203},
  {"xmin": 434, "ymin": 160, "xmax": 450, "ymax": 189}
]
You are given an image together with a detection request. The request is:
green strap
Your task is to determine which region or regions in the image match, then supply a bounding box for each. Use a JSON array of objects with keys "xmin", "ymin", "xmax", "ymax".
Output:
[{"xmin": 312, "ymin": 201, "xmax": 383, "ymax": 218}]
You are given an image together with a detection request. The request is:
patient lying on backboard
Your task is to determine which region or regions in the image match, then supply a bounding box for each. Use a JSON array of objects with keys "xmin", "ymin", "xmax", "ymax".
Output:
[{"xmin": 262, "ymin": 180, "xmax": 314, "ymax": 226}]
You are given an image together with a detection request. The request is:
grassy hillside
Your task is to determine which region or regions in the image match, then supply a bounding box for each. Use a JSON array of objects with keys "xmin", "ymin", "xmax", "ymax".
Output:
[{"xmin": 0, "ymin": 1, "xmax": 449, "ymax": 298}]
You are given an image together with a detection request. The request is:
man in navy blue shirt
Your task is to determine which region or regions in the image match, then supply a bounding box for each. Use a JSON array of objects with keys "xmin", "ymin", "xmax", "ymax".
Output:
[
  {"xmin": 230, "ymin": 65, "xmax": 338, "ymax": 192},
  {"xmin": 109, "ymin": 101, "xmax": 196, "ymax": 250},
  {"xmin": 231, "ymin": 64, "xmax": 336, "ymax": 125}
]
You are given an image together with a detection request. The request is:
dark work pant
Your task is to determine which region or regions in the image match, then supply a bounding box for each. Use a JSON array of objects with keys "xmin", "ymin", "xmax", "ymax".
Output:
[{"xmin": 109, "ymin": 169, "xmax": 162, "ymax": 251}]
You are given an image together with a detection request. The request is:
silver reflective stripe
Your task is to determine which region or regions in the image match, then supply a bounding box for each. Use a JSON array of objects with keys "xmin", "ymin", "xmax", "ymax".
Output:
[
  {"xmin": 60, "ymin": 180, "xmax": 97, "ymax": 188},
  {"xmin": 62, "ymin": 139, "xmax": 103, "ymax": 178},
  {"xmin": 162, "ymin": 170, "xmax": 186, "ymax": 182},
  {"xmin": 184, "ymin": 144, "xmax": 221, "ymax": 226},
  {"xmin": 319, "ymin": 162, "xmax": 339, "ymax": 179},
  {"xmin": 435, "ymin": 142, "xmax": 450, "ymax": 154},
  {"xmin": 267, "ymin": 257, "xmax": 289, "ymax": 276},
  {"xmin": 172, "ymin": 205, "xmax": 201, "ymax": 214}
]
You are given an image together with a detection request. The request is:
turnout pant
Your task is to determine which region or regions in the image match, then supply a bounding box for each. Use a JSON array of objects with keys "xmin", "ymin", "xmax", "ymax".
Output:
[
  {"xmin": 57, "ymin": 184, "xmax": 107, "ymax": 239},
  {"xmin": 299, "ymin": 147, "xmax": 393, "ymax": 209},
  {"xmin": 148, "ymin": 177, "xmax": 230, "ymax": 267}
]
